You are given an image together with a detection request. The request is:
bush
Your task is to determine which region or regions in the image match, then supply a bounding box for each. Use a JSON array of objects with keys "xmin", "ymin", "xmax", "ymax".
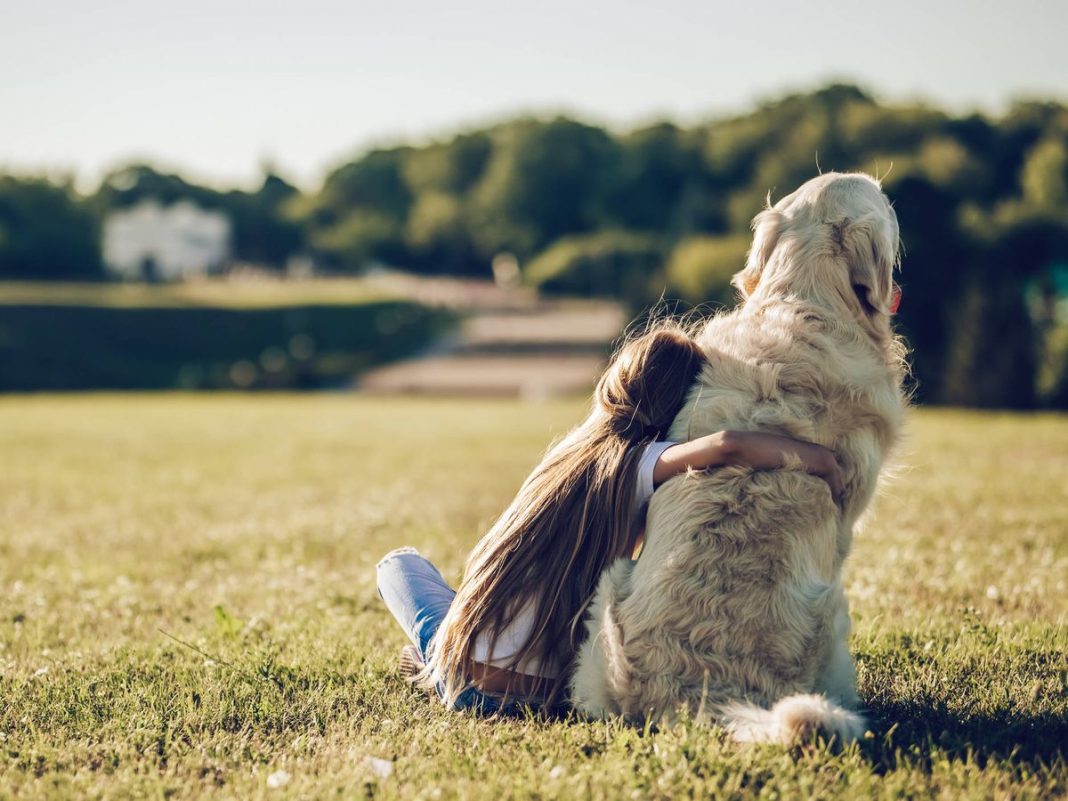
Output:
[
  {"xmin": 523, "ymin": 230, "xmax": 662, "ymax": 307},
  {"xmin": 664, "ymin": 235, "xmax": 749, "ymax": 308},
  {"xmin": 0, "ymin": 299, "xmax": 451, "ymax": 391}
]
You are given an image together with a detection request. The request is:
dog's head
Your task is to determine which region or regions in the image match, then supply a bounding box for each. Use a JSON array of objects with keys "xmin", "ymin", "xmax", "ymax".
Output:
[{"xmin": 732, "ymin": 172, "xmax": 900, "ymax": 342}]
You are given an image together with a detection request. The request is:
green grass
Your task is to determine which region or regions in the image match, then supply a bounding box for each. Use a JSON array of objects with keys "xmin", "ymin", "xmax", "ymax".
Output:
[{"xmin": 0, "ymin": 397, "xmax": 1065, "ymax": 799}]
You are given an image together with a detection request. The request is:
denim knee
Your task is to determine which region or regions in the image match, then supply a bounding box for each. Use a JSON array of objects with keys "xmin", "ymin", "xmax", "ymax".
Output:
[
  {"xmin": 376, "ymin": 546, "xmax": 420, "ymax": 597},
  {"xmin": 376, "ymin": 545, "xmax": 421, "ymax": 571}
]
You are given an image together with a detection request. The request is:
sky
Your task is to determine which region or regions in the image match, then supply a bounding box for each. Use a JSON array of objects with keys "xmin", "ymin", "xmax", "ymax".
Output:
[{"xmin": 1, "ymin": 0, "xmax": 1065, "ymax": 191}]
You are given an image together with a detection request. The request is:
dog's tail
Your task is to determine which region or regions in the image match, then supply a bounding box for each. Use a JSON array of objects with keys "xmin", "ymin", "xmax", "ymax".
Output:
[{"xmin": 719, "ymin": 694, "xmax": 866, "ymax": 746}]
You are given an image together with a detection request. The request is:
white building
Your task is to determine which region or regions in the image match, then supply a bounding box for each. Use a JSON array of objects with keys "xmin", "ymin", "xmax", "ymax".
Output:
[{"xmin": 103, "ymin": 199, "xmax": 231, "ymax": 281}]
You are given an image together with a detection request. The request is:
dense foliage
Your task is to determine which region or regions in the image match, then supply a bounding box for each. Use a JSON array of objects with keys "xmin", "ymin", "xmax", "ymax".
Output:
[
  {"xmin": 0, "ymin": 292, "xmax": 449, "ymax": 392},
  {"xmin": 0, "ymin": 176, "xmax": 101, "ymax": 279},
  {"xmin": 2, "ymin": 84, "xmax": 1067, "ymax": 406}
]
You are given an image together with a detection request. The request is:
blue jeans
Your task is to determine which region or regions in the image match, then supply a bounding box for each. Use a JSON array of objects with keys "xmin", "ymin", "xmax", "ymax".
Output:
[{"xmin": 376, "ymin": 547, "xmax": 522, "ymax": 714}]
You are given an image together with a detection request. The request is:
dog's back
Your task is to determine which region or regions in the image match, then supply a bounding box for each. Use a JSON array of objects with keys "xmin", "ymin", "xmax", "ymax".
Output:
[{"xmin": 571, "ymin": 299, "xmax": 902, "ymax": 741}]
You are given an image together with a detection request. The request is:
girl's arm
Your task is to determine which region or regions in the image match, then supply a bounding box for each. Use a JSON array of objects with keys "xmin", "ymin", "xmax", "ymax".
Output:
[{"xmin": 653, "ymin": 431, "xmax": 845, "ymax": 503}]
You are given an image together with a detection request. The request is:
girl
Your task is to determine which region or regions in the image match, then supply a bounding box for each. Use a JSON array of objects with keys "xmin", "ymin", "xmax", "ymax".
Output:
[{"xmin": 376, "ymin": 321, "xmax": 843, "ymax": 713}]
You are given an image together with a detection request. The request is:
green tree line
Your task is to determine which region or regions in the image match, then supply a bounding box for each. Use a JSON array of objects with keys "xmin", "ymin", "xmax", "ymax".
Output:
[{"xmin": 2, "ymin": 84, "xmax": 1067, "ymax": 407}]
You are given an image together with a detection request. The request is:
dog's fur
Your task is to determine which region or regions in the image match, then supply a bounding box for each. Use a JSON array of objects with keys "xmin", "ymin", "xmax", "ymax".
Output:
[{"xmin": 570, "ymin": 173, "xmax": 908, "ymax": 745}]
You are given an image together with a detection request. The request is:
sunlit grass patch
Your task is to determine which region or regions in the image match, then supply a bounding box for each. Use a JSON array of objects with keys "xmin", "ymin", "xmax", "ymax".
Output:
[
  {"xmin": 0, "ymin": 396, "xmax": 1065, "ymax": 798},
  {"xmin": 0, "ymin": 278, "xmax": 391, "ymax": 308}
]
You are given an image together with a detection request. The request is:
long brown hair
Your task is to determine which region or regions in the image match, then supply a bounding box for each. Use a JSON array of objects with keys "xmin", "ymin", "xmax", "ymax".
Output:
[{"xmin": 425, "ymin": 319, "xmax": 706, "ymax": 706}]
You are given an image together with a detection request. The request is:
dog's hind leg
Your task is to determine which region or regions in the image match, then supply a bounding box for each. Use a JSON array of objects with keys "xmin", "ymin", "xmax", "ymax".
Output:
[
  {"xmin": 570, "ymin": 558, "xmax": 635, "ymax": 718},
  {"xmin": 813, "ymin": 589, "xmax": 860, "ymax": 708}
]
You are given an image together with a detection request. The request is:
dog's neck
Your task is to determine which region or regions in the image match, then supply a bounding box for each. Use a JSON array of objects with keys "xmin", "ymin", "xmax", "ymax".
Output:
[{"xmin": 742, "ymin": 286, "xmax": 905, "ymax": 385}]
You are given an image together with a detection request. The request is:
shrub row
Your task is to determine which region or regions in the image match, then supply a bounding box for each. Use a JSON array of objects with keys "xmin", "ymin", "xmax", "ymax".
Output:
[{"xmin": 0, "ymin": 300, "xmax": 450, "ymax": 391}]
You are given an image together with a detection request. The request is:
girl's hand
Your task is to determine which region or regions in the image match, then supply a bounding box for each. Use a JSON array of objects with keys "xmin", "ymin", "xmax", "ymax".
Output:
[
  {"xmin": 725, "ymin": 431, "xmax": 844, "ymax": 503},
  {"xmin": 654, "ymin": 431, "xmax": 845, "ymax": 504}
]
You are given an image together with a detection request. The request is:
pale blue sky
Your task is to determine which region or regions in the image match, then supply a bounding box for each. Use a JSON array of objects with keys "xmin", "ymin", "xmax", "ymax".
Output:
[{"xmin": 1, "ymin": 0, "xmax": 1065, "ymax": 190}]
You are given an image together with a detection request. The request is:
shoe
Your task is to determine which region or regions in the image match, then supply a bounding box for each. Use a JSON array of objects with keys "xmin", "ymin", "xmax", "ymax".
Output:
[{"xmin": 398, "ymin": 644, "xmax": 425, "ymax": 684}]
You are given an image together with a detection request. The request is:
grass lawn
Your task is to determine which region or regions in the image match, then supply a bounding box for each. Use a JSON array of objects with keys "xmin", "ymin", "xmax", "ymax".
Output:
[{"xmin": 0, "ymin": 396, "xmax": 1065, "ymax": 799}]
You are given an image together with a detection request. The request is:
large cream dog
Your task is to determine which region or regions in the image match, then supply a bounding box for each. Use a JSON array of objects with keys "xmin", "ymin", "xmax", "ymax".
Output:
[{"xmin": 570, "ymin": 172, "xmax": 908, "ymax": 744}]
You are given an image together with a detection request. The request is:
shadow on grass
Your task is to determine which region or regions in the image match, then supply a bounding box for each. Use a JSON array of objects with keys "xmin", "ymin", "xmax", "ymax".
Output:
[
  {"xmin": 862, "ymin": 698, "xmax": 1068, "ymax": 768},
  {"xmin": 380, "ymin": 650, "xmax": 1065, "ymax": 770},
  {"xmin": 531, "ymin": 697, "xmax": 1067, "ymax": 770}
]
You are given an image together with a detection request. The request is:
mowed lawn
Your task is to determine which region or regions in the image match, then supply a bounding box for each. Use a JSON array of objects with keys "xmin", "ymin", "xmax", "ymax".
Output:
[{"xmin": 1, "ymin": 395, "xmax": 1065, "ymax": 800}]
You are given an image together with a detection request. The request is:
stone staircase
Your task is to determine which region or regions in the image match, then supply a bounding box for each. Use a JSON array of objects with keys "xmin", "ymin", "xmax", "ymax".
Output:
[{"xmin": 354, "ymin": 274, "xmax": 626, "ymax": 397}]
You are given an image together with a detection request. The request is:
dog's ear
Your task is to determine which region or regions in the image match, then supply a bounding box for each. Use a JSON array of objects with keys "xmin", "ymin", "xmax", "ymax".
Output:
[
  {"xmin": 835, "ymin": 214, "xmax": 895, "ymax": 316},
  {"xmin": 733, "ymin": 207, "xmax": 784, "ymax": 298}
]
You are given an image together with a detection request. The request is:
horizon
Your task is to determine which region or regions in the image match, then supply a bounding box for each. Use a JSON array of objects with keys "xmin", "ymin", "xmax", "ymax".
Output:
[{"xmin": 2, "ymin": 0, "xmax": 1066, "ymax": 192}]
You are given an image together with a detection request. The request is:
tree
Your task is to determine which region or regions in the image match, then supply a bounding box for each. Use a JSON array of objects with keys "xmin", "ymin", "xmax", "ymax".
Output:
[
  {"xmin": 469, "ymin": 118, "xmax": 619, "ymax": 259},
  {"xmin": 302, "ymin": 149, "xmax": 413, "ymax": 271},
  {"xmin": 318, "ymin": 148, "xmax": 413, "ymax": 222},
  {"xmin": 0, "ymin": 176, "xmax": 101, "ymax": 279},
  {"xmin": 224, "ymin": 173, "xmax": 305, "ymax": 267},
  {"xmin": 1021, "ymin": 136, "xmax": 1068, "ymax": 212},
  {"xmin": 607, "ymin": 123, "xmax": 706, "ymax": 234},
  {"xmin": 403, "ymin": 132, "xmax": 492, "ymax": 196},
  {"xmin": 401, "ymin": 132, "xmax": 493, "ymax": 274},
  {"xmin": 93, "ymin": 164, "xmax": 217, "ymax": 212}
]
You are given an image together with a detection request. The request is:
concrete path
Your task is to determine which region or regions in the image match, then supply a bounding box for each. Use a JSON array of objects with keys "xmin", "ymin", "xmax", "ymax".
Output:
[{"xmin": 355, "ymin": 273, "xmax": 626, "ymax": 397}]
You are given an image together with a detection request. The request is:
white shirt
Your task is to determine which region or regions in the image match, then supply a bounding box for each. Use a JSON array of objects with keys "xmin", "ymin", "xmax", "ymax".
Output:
[{"xmin": 470, "ymin": 440, "xmax": 674, "ymax": 678}]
